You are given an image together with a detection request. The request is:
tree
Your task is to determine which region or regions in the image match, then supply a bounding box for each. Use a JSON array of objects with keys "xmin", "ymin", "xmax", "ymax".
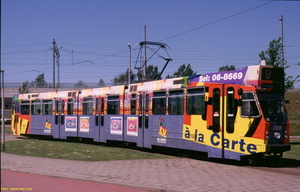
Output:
[
  {"xmin": 74, "ymin": 80, "xmax": 87, "ymax": 88},
  {"xmin": 111, "ymin": 69, "xmax": 135, "ymax": 84},
  {"xmin": 112, "ymin": 64, "xmax": 195, "ymax": 83},
  {"xmin": 259, "ymin": 38, "xmax": 299, "ymax": 90},
  {"xmin": 19, "ymin": 73, "xmax": 47, "ymax": 92},
  {"xmin": 97, "ymin": 78, "xmax": 105, "ymax": 87},
  {"xmin": 144, "ymin": 65, "xmax": 161, "ymax": 80},
  {"xmin": 218, "ymin": 64, "xmax": 236, "ymax": 72},
  {"xmin": 32, "ymin": 73, "xmax": 47, "ymax": 88},
  {"xmin": 18, "ymin": 81, "xmax": 30, "ymax": 94},
  {"xmin": 166, "ymin": 64, "xmax": 197, "ymax": 79},
  {"xmin": 112, "ymin": 65, "xmax": 159, "ymax": 84},
  {"xmin": 136, "ymin": 65, "xmax": 161, "ymax": 81},
  {"xmin": 284, "ymin": 62, "xmax": 300, "ymax": 90},
  {"xmin": 111, "ymin": 69, "xmax": 129, "ymax": 84},
  {"xmin": 259, "ymin": 38, "xmax": 283, "ymax": 67}
]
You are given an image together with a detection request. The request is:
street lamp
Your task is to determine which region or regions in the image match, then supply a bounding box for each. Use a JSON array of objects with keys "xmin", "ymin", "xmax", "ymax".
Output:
[
  {"xmin": 1, "ymin": 70, "xmax": 5, "ymax": 151},
  {"xmin": 127, "ymin": 43, "xmax": 132, "ymax": 85}
]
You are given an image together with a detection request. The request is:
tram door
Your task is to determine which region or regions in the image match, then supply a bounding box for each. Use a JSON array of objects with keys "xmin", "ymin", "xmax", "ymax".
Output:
[
  {"xmin": 223, "ymin": 85, "xmax": 241, "ymax": 160},
  {"xmin": 53, "ymin": 99, "xmax": 65, "ymax": 139},
  {"xmin": 137, "ymin": 92, "xmax": 151, "ymax": 148},
  {"xmin": 99, "ymin": 97, "xmax": 106, "ymax": 143},
  {"xmin": 208, "ymin": 84, "xmax": 240, "ymax": 159},
  {"xmin": 207, "ymin": 84, "xmax": 225, "ymax": 159}
]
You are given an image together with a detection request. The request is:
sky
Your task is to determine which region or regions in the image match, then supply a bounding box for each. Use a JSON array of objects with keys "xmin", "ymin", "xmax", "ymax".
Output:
[{"xmin": 1, "ymin": 0, "xmax": 300, "ymax": 88}]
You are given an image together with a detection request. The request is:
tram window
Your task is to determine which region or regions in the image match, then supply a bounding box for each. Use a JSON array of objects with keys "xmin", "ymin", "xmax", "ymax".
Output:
[
  {"xmin": 31, "ymin": 100, "xmax": 41, "ymax": 115},
  {"xmin": 131, "ymin": 94, "xmax": 136, "ymax": 115},
  {"xmin": 21, "ymin": 101, "xmax": 30, "ymax": 115},
  {"xmin": 153, "ymin": 92, "xmax": 166, "ymax": 115},
  {"xmin": 226, "ymin": 87, "xmax": 236, "ymax": 133},
  {"xmin": 61, "ymin": 100, "xmax": 65, "ymax": 114},
  {"xmin": 67, "ymin": 99, "xmax": 73, "ymax": 115},
  {"xmin": 187, "ymin": 88, "xmax": 204, "ymax": 115},
  {"xmin": 261, "ymin": 100, "xmax": 285, "ymax": 115},
  {"xmin": 241, "ymin": 92, "xmax": 259, "ymax": 117},
  {"xmin": 212, "ymin": 88, "xmax": 220, "ymax": 133},
  {"xmin": 213, "ymin": 89, "xmax": 220, "ymax": 113},
  {"xmin": 227, "ymin": 89, "xmax": 235, "ymax": 115},
  {"xmin": 138, "ymin": 94, "xmax": 142, "ymax": 113},
  {"xmin": 107, "ymin": 96, "xmax": 120, "ymax": 115},
  {"xmin": 95, "ymin": 98, "xmax": 99, "ymax": 114},
  {"xmin": 83, "ymin": 97, "xmax": 93, "ymax": 115},
  {"xmin": 145, "ymin": 94, "xmax": 149, "ymax": 112},
  {"xmin": 101, "ymin": 98, "xmax": 104, "ymax": 113},
  {"xmin": 42, "ymin": 100, "xmax": 52, "ymax": 115},
  {"xmin": 168, "ymin": 90, "xmax": 183, "ymax": 115},
  {"xmin": 55, "ymin": 100, "xmax": 59, "ymax": 113}
]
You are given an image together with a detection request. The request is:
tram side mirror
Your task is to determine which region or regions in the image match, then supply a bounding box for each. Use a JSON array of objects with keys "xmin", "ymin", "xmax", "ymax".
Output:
[
  {"xmin": 237, "ymin": 88, "xmax": 243, "ymax": 106},
  {"xmin": 285, "ymin": 100, "xmax": 290, "ymax": 104},
  {"xmin": 238, "ymin": 88, "xmax": 243, "ymax": 96}
]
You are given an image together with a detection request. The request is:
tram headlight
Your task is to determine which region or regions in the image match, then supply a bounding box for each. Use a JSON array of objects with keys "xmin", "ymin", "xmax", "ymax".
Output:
[
  {"xmin": 274, "ymin": 132, "xmax": 281, "ymax": 139},
  {"xmin": 266, "ymin": 131, "xmax": 269, "ymax": 140},
  {"xmin": 285, "ymin": 135, "xmax": 289, "ymax": 139},
  {"xmin": 285, "ymin": 131, "xmax": 289, "ymax": 139}
]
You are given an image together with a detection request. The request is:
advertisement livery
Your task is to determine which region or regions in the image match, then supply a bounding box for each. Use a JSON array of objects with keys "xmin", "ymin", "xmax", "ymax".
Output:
[{"xmin": 11, "ymin": 63, "xmax": 290, "ymax": 161}]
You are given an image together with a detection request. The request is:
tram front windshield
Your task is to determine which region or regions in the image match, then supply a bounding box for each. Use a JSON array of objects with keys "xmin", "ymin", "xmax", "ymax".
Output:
[{"xmin": 257, "ymin": 92, "xmax": 288, "ymax": 122}]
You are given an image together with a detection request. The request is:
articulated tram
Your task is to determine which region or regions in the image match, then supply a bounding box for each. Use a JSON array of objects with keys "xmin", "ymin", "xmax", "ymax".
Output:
[{"xmin": 11, "ymin": 63, "xmax": 290, "ymax": 161}]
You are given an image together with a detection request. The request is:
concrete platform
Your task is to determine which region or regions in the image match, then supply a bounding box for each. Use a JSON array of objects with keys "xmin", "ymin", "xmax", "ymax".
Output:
[{"xmin": 1, "ymin": 152, "xmax": 300, "ymax": 192}]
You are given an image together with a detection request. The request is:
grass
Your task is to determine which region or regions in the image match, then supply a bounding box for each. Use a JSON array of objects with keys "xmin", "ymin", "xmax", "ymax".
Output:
[
  {"xmin": 283, "ymin": 140, "xmax": 300, "ymax": 160},
  {"xmin": 291, "ymin": 122, "xmax": 300, "ymax": 136},
  {"xmin": 286, "ymin": 90, "xmax": 300, "ymax": 136},
  {"xmin": 2, "ymin": 138, "xmax": 300, "ymax": 162},
  {"xmin": 285, "ymin": 90, "xmax": 300, "ymax": 121},
  {"xmin": 2, "ymin": 138, "xmax": 173, "ymax": 161},
  {"xmin": 4, "ymin": 125, "xmax": 12, "ymax": 134},
  {"xmin": 1, "ymin": 125, "xmax": 173, "ymax": 161}
]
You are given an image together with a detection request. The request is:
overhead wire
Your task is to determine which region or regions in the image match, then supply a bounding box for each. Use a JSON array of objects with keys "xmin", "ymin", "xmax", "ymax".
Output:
[
  {"xmin": 5, "ymin": 0, "xmax": 290, "ymax": 83},
  {"xmin": 159, "ymin": 0, "xmax": 276, "ymax": 42},
  {"xmin": 63, "ymin": 0, "xmax": 277, "ymax": 70}
]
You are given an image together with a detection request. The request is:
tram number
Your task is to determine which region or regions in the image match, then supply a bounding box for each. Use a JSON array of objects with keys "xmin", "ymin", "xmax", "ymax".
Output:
[
  {"xmin": 272, "ymin": 125, "xmax": 283, "ymax": 131},
  {"xmin": 157, "ymin": 138, "xmax": 166, "ymax": 144},
  {"xmin": 262, "ymin": 68, "xmax": 283, "ymax": 80},
  {"xmin": 262, "ymin": 69, "xmax": 272, "ymax": 80},
  {"xmin": 44, "ymin": 129, "xmax": 51, "ymax": 133}
]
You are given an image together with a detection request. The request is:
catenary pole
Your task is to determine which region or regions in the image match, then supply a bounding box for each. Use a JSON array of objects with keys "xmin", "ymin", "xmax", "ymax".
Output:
[
  {"xmin": 1, "ymin": 70, "xmax": 5, "ymax": 151},
  {"xmin": 143, "ymin": 25, "xmax": 147, "ymax": 80},
  {"xmin": 280, "ymin": 15, "xmax": 285, "ymax": 68},
  {"xmin": 53, "ymin": 39, "xmax": 56, "ymax": 88},
  {"xmin": 127, "ymin": 43, "xmax": 131, "ymax": 85}
]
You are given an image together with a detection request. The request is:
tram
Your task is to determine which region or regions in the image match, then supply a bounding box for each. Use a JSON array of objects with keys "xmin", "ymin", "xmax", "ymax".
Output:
[{"xmin": 11, "ymin": 62, "xmax": 290, "ymax": 161}]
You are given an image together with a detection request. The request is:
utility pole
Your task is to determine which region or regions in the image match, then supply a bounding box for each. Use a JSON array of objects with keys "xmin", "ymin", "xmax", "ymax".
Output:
[
  {"xmin": 57, "ymin": 53, "xmax": 60, "ymax": 88},
  {"xmin": 1, "ymin": 70, "xmax": 5, "ymax": 151},
  {"xmin": 143, "ymin": 25, "xmax": 147, "ymax": 79},
  {"xmin": 53, "ymin": 39, "xmax": 56, "ymax": 88},
  {"xmin": 280, "ymin": 15, "xmax": 285, "ymax": 68},
  {"xmin": 52, "ymin": 39, "xmax": 60, "ymax": 88},
  {"xmin": 127, "ymin": 43, "xmax": 131, "ymax": 85}
]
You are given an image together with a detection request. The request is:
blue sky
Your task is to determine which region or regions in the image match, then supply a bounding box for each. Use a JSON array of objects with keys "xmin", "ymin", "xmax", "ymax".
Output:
[{"xmin": 1, "ymin": 0, "xmax": 300, "ymax": 88}]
